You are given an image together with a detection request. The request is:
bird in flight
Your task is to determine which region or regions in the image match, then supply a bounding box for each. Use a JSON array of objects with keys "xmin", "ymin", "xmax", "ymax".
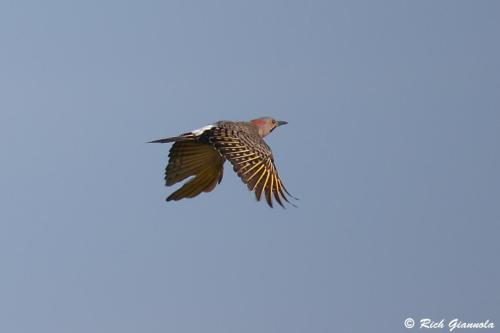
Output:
[{"xmin": 150, "ymin": 117, "xmax": 296, "ymax": 208}]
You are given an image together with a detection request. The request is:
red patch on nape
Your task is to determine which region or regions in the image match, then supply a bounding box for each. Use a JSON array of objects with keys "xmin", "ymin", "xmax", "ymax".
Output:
[{"xmin": 251, "ymin": 119, "xmax": 266, "ymax": 126}]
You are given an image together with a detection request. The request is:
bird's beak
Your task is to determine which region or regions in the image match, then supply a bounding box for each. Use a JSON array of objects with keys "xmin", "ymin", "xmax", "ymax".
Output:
[{"xmin": 277, "ymin": 120, "xmax": 288, "ymax": 126}]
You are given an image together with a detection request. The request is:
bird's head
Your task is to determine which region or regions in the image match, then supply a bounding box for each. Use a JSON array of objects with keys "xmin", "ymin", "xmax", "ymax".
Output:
[{"xmin": 250, "ymin": 117, "xmax": 288, "ymax": 138}]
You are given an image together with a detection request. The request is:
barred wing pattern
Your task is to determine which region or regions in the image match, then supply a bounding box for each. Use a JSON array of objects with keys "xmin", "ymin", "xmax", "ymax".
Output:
[{"xmin": 209, "ymin": 125, "xmax": 294, "ymax": 208}]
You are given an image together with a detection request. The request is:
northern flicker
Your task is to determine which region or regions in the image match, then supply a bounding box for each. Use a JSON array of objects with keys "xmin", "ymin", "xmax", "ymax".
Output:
[{"xmin": 149, "ymin": 117, "xmax": 295, "ymax": 208}]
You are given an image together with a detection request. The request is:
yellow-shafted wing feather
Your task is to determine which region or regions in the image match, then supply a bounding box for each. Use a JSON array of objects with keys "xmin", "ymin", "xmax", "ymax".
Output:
[
  {"xmin": 210, "ymin": 127, "xmax": 294, "ymax": 208},
  {"xmin": 165, "ymin": 141, "xmax": 225, "ymax": 201}
]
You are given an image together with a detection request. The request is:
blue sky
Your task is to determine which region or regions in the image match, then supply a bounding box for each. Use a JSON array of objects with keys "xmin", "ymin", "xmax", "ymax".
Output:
[{"xmin": 1, "ymin": 1, "xmax": 499, "ymax": 332}]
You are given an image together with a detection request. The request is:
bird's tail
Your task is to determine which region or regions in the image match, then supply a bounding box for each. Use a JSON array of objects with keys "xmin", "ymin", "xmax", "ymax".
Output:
[{"xmin": 148, "ymin": 133, "xmax": 195, "ymax": 143}]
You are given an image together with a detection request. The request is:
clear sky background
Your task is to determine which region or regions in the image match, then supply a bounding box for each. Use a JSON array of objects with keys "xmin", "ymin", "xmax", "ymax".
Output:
[{"xmin": 1, "ymin": 1, "xmax": 499, "ymax": 332}]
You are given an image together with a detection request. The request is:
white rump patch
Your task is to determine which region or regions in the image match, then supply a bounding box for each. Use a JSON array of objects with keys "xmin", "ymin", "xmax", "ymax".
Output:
[{"xmin": 191, "ymin": 124, "xmax": 214, "ymax": 135}]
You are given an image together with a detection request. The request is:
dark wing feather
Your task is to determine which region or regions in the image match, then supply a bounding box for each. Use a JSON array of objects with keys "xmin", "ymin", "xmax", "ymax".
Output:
[{"xmin": 210, "ymin": 126, "xmax": 294, "ymax": 208}]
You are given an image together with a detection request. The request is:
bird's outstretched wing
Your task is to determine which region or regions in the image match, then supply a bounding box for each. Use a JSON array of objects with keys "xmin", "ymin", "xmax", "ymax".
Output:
[
  {"xmin": 165, "ymin": 141, "xmax": 225, "ymax": 201},
  {"xmin": 209, "ymin": 126, "xmax": 294, "ymax": 208}
]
